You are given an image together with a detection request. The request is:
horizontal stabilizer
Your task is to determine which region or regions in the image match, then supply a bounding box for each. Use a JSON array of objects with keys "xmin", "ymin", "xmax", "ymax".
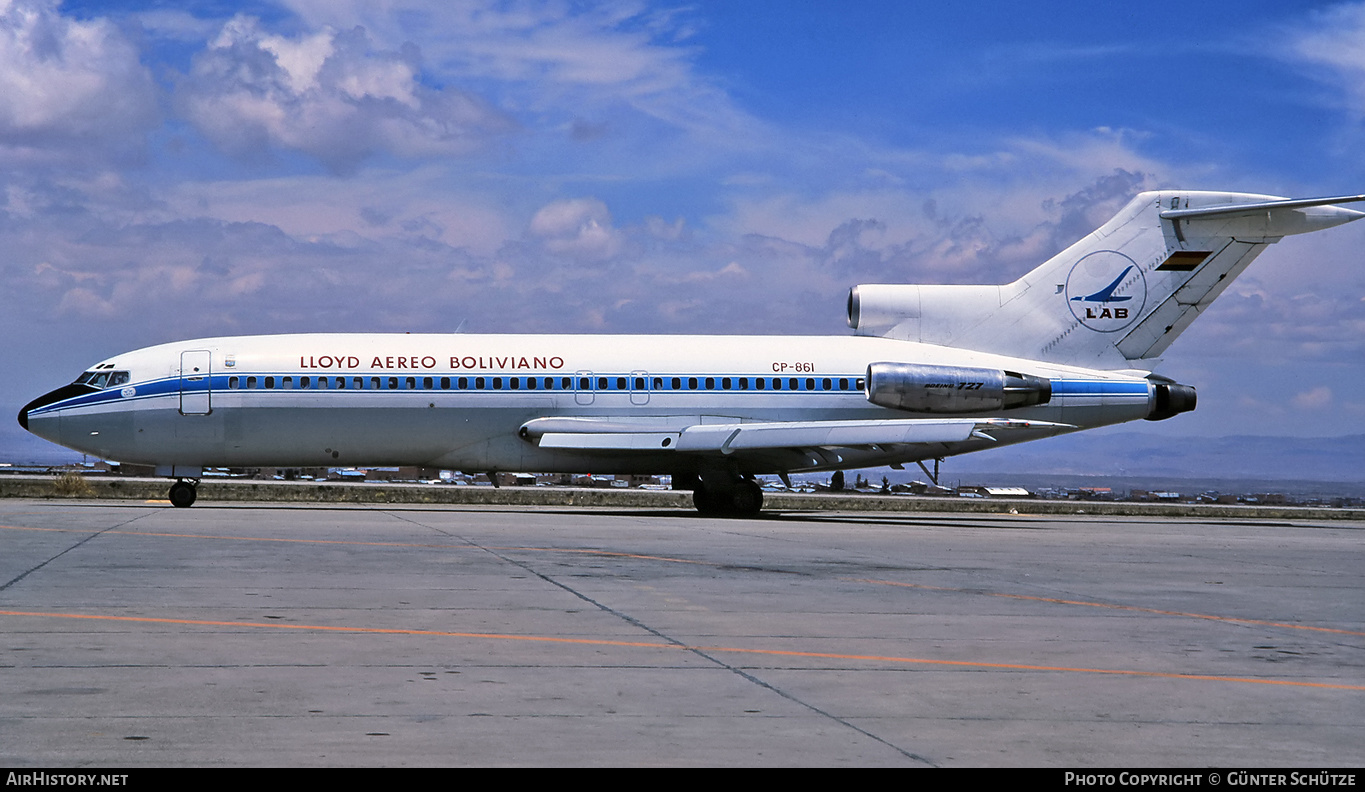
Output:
[{"xmin": 1159, "ymin": 193, "xmax": 1365, "ymax": 221}]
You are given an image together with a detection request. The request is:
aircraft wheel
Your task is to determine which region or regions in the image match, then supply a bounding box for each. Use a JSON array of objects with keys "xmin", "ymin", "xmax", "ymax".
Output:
[
  {"xmin": 729, "ymin": 480, "xmax": 764, "ymax": 516},
  {"xmin": 169, "ymin": 480, "xmax": 197, "ymax": 508},
  {"xmin": 692, "ymin": 485, "xmax": 726, "ymax": 515},
  {"xmin": 692, "ymin": 481, "xmax": 763, "ymax": 517}
]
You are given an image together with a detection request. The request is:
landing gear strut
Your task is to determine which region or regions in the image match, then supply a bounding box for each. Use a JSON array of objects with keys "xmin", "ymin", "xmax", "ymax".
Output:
[{"xmin": 168, "ymin": 479, "xmax": 197, "ymax": 508}]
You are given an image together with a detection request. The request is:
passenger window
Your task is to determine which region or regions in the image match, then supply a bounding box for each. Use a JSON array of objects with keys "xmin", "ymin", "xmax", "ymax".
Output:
[
  {"xmin": 247, "ymin": 376, "xmax": 257, "ymax": 389},
  {"xmin": 265, "ymin": 377, "xmax": 275, "ymax": 389},
  {"xmin": 388, "ymin": 377, "xmax": 398, "ymax": 390},
  {"xmin": 839, "ymin": 378, "xmax": 848, "ymax": 390},
  {"xmin": 526, "ymin": 377, "xmax": 536, "ymax": 390},
  {"xmin": 806, "ymin": 378, "xmax": 815, "ymax": 391},
  {"xmin": 405, "ymin": 377, "xmax": 416, "ymax": 390},
  {"xmin": 688, "ymin": 377, "xmax": 698, "ymax": 390},
  {"xmin": 616, "ymin": 377, "xmax": 627, "ymax": 390},
  {"xmin": 440, "ymin": 377, "xmax": 450, "ymax": 390},
  {"xmin": 822, "ymin": 378, "xmax": 831, "ymax": 390},
  {"xmin": 739, "ymin": 377, "xmax": 748, "ymax": 390},
  {"xmin": 705, "ymin": 377, "xmax": 715, "ymax": 389},
  {"xmin": 476, "ymin": 377, "xmax": 486, "ymax": 389},
  {"xmin": 229, "ymin": 377, "xmax": 239, "ymax": 389},
  {"xmin": 424, "ymin": 377, "xmax": 434, "ymax": 389},
  {"xmin": 301, "ymin": 377, "xmax": 311, "ymax": 389},
  {"xmin": 510, "ymin": 377, "xmax": 519, "ymax": 390},
  {"xmin": 493, "ymin": 377, "xmax": 502, "ymax": 389},
  {"xmin": 634, "ymin": 377, "xmax": 645, "ymax": 390},
  {"xmin": 671, "ymin": 377, "xmax": 680, "ymax": 390},
  {"xmin": 458, "ymin": 377, "xmax": 468, "ymax": 389}
]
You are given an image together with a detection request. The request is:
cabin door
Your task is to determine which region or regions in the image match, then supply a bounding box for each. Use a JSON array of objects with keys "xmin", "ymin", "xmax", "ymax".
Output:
[
  {"xmin": 575, "ymin": 370, "xmax": 594, "ymax": 405},
  {"xmin": 179, "ymin": 350, "xmax": 212, "ymax": 415},
  {"xmin": 630, "ymin": 371, "xmax": 650, "ymax": 405}
]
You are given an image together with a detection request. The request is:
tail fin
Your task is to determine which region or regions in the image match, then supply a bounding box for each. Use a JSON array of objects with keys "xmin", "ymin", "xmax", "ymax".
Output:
[{"xmin": 848, "ymin": 191, "xmax": 1365, "ymax": 368}]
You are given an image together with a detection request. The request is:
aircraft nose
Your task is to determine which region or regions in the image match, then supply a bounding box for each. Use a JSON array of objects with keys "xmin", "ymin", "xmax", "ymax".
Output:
[{"xmin": 18, "ymin": 383, "xmax": 95, "ymax": 436}]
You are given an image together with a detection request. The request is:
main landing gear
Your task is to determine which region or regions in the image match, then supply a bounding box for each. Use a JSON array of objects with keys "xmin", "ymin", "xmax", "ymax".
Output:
[
  {"xmin": 168, "ymin": 479, "xmax": 198, "ymax": 508},
  {"xmin": 688, "ymin": 473, "xmax": 764, "ymax": 517}
]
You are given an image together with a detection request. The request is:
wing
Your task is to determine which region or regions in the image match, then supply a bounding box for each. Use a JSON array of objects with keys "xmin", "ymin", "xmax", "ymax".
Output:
[{"xmin": 519, "ymin": 416, "xmax": 1075, "ymax": 470}]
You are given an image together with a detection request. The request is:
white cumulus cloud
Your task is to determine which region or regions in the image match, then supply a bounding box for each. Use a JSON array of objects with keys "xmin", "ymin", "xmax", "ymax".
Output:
[
  {"xmin": 1292, "ymin": 386, "xmax": 1334, "ymax": 410},
  {"xmin": 528, "ymin": 197, "xmax": 623, "ymax": 261},
  {"xmin": 0, "ymin": 0, "xmax": 157, "ymax": 164},
  {"xmin": 177, "ymin": 16, "xmax": 514, "ymax": 173}
]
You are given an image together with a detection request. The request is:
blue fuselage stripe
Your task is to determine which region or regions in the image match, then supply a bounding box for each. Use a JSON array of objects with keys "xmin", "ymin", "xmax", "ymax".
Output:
[{"xmin": 29, "ymin": 374, "xmax": 1149, "ymax": 416}]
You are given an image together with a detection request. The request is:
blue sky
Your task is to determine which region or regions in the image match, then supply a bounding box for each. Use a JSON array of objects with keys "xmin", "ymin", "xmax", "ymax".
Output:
[{"xmin": 4, "ymin": 0, "xmax": 1364, "ymax": 465}]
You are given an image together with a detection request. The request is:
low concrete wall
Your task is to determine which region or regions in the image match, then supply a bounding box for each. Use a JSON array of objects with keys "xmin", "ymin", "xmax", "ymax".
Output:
[{"xmin": 3, "ymin": 475, "xmax": 1363, "ymax": 520}]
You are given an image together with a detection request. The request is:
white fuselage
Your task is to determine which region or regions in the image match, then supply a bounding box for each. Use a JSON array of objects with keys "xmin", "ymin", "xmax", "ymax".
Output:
[{"xmin": 23, "ymin": 332, "xmax": 1154, "ymax": 475}]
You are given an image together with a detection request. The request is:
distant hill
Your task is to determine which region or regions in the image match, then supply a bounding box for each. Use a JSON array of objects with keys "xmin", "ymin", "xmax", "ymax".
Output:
[{"xmin": 943, "ymin": 432, "xmax": 1365, "ymax": 483}]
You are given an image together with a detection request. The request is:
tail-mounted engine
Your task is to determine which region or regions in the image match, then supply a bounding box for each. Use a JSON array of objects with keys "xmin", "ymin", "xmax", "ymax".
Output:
[
  {"xmin": 865, "ymin": 362, "xmax": 1051, "ymax": 414},
  {"xmin": 1145, "ymin": 377, "xmax": 1197, "ymax": 421}
]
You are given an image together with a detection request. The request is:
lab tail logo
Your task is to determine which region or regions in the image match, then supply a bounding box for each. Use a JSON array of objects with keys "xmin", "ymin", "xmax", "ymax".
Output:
[{"xmin": 1064, "ymin": 251, "xmax": 1146, "ymax": 333}]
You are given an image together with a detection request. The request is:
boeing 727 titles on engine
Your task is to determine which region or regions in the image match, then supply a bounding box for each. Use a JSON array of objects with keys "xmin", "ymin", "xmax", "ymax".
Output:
[{"xmin": 19, "ymin": 190, "xmax": 1365, "ymax": 514}]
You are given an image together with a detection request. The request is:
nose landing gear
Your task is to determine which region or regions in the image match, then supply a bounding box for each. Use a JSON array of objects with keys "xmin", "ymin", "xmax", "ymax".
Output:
[{"xmin": 168, "ymin": 479, "xmax": 198, "ymax": 508}]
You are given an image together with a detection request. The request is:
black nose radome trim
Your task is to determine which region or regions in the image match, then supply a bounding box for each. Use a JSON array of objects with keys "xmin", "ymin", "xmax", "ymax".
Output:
[{"xmin": 19, "ymin": 383, "xmax": 98, "ymax": 431}]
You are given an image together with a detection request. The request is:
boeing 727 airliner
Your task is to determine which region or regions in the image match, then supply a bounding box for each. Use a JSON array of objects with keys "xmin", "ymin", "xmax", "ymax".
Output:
[{"xmin": 18, "ymin": 190, "xmax": 1365, "ymax": 513}]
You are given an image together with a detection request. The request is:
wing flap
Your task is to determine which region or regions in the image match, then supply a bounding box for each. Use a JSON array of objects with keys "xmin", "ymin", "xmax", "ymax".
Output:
[
  {"xmin": 521, "ymin": 416, "xmax": 1073, "ymax": 455},
  {"xmin": 675, "ymin": 419, "xmax": 980, "ymax": 453}
]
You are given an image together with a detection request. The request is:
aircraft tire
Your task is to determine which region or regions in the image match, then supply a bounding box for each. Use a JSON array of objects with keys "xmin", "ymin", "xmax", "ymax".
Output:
[
  {"xmin": 729, "ymin": 480, "xmax": 763, "ymax": 516},
  {"xmin": 692, "ymin": 486, "xmax": 726, "ymax": 515},
  {"xmin": 169, "ymin": 481, "xmax": 197, "ymax": 508},
  {"xmin": 692, "ymin": 481, "xmax": 763, "ymax": 517}
]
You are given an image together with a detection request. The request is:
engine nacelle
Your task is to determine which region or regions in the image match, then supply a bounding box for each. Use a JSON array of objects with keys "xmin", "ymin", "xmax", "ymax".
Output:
[
  {"xmin": 847, "ymin": 283, "xmax": 1008, "ymax": 343},
  {"xmin": 865, "ymin": 362, "xmax": 1051, "ymax": 413},
  {"xmin": 1145, "ymin": 380, "xmax": 1197, "ymax": 421}
]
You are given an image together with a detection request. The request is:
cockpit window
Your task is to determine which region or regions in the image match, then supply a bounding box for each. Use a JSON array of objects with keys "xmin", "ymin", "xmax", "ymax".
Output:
[{"xmin": 75, "ymin": 370, "xmax": 131, "ymax": 389}]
